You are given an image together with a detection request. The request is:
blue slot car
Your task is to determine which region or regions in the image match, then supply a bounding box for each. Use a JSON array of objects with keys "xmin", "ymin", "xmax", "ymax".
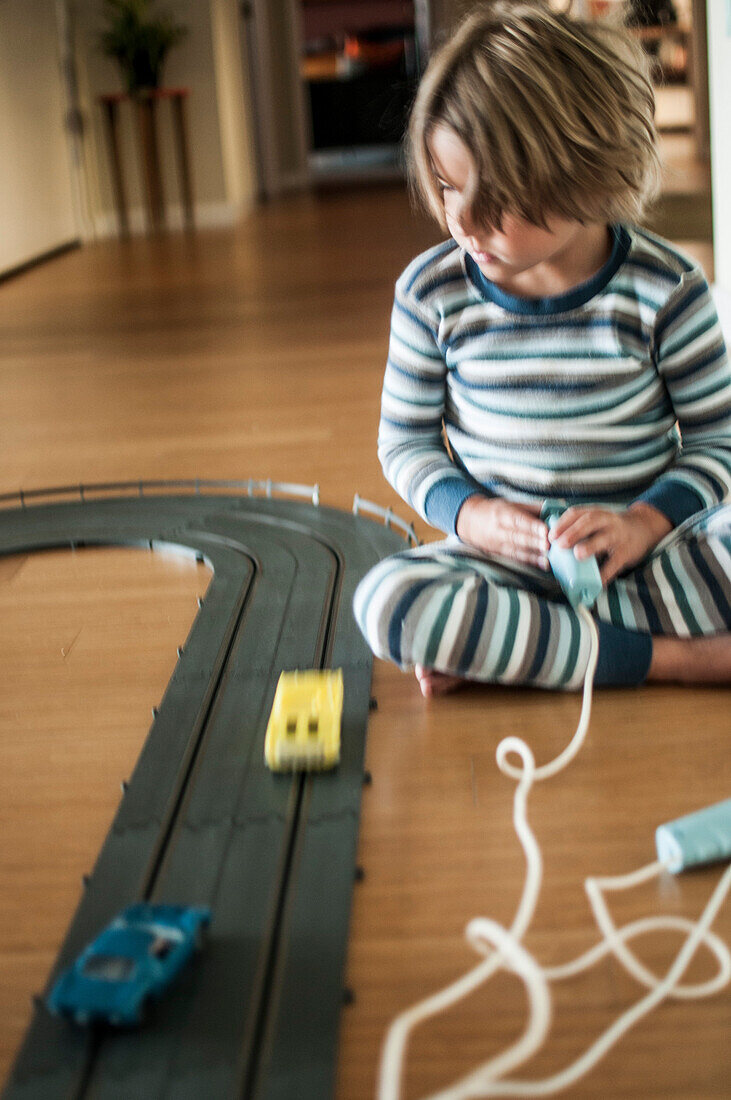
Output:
[{"xmin": 47, "ymin": 903, "xmax": 211, "ymax": 1026}]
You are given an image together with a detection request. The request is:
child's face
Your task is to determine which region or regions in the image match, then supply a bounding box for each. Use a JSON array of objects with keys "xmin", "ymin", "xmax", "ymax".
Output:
[{"xmin": 428, "ymin": 125, "xmax": 587, "ymax": 291}]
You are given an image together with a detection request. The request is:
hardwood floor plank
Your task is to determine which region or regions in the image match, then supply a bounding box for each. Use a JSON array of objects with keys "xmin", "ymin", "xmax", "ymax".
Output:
[{"xmin": 1, "ymin": 181, "xmax": 728, "ymax": 1097}]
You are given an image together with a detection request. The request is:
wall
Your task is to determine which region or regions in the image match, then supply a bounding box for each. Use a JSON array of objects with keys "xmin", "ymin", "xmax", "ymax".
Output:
[
  {"xmin": 248, "ymin": 0, "xmax": 310, "ymax": 195},
  {"xmin": 707, "ymin": 0, "xmax": 731, "ymax": 293},
  {"xmin": 73, "ymin": 0, "xmax": 257, "ymax": 236},
  {"xmin": 211, "ymin": 0, "xmax": 258, "ymax": 209},
  {"xmin": 0, "ymin": 0, "xmax": 78, "ymax": 276}
]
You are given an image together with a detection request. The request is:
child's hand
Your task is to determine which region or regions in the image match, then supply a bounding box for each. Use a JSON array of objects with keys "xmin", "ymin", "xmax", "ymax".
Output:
[
  {"xmin": 456, "ymin": 496, "xmax": 550, "ymax": 568},
  {"xmin": 548, "ymin": 503, "xmax": 673, "ymax": 585}
]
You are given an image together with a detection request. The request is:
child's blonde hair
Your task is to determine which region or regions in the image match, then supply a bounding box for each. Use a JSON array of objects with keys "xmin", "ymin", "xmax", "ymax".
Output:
[{"xmin": 409, "ymin": 0, "xmax": 661, "ymax": 231}]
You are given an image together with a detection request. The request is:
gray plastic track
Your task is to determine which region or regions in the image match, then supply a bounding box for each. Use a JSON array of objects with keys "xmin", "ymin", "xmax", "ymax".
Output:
[{"xmin": 0, "ymin": 486, "xmax": 407, "ymax": 1100}]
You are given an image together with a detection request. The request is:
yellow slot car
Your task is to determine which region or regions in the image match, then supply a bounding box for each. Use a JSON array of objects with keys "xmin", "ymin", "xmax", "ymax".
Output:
[{"xmin": 264, "ymin": 669, "xmax": 343, "ymax": 771}]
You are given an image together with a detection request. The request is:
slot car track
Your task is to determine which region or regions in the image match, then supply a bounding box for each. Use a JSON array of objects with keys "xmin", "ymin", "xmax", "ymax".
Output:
[{"xmin": 0, "ymin": 482, "xmax": 410, "ymax": 1100}]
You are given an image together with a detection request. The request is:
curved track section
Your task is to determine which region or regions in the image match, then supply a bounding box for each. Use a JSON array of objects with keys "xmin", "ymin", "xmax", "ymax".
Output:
[{"xmin": 0, "ymin": 490, "xmax": 406, "ymax": 1100}]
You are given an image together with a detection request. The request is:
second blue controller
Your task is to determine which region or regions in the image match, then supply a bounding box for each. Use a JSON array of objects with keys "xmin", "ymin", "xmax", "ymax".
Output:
[{"xmin": 541, "ymin": 502, "xmax": 603, "ymax": 609}]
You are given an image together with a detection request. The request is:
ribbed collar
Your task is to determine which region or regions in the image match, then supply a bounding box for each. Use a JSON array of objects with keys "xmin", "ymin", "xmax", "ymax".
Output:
[{"xmin": 463, "ymin": 225, "xmax": 631, "ymax": 315}]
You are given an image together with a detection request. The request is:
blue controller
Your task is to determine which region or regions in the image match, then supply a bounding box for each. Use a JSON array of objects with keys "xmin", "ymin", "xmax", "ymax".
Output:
[
  {"xmin": 541, "ymin": 502, "xmax": 603, "ymax": 609},
  {"xmin": 656, "ymin": 797, "xmax": 731, "ymax": 873}
]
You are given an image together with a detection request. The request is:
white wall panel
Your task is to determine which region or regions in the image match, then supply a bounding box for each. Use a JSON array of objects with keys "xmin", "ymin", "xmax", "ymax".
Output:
[{"xmin": 0, "ymin": 0, "xmax": 78, "ymax": 275}]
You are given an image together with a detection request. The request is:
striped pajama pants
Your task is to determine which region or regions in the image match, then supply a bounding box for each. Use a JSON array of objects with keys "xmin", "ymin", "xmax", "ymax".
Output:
[{"xmin": 353, "ymin": 504, "xmax": 731, "ymax": 690}]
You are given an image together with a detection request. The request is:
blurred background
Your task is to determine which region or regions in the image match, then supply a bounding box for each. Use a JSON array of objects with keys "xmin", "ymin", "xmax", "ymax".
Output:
[{"xmin": 0, "ymin": 0, "xmax": 727, "ymax": 282}]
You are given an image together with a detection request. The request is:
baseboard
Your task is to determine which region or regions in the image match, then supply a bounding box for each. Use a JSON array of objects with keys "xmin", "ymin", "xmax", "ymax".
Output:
[
  {"xmin": 0, "ymin": 239, "xmax": 82, "ymax": 283},
  {"xmin": 91, "ymin": 199, "xmax": 253, "ymax": 239}
]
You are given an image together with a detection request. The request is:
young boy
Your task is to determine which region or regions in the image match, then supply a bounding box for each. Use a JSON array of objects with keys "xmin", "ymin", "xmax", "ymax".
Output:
[{"xmin": 354, "ymin": 0, "xmax": 731, "ymax": 692}]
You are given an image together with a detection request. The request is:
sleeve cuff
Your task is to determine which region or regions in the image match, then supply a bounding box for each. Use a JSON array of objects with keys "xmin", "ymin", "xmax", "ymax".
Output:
[
  {"xmin": 423, "ymin": 479, "xmax": 489, "ymax": 534},
  {"xmin": 633, "ymin": 480, "xmax": 705, "ymax": 528}
]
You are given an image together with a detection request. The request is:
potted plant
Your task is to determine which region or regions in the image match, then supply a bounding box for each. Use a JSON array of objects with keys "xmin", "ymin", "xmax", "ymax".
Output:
[{"xmin": 99, "ymin": 0, "xmax": 188, "ymax": 95}]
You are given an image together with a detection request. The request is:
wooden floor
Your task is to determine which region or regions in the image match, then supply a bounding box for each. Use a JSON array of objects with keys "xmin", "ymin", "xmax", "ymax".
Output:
[{"xmin": 1, "ymin": 173, "xmax": 728, "ymax": 1098}]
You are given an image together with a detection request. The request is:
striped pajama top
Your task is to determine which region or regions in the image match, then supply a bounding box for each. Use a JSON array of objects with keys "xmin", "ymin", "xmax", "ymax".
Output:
[{"xmin": 379, "ymin": 225, "xmax": 731, "ymax": 534}]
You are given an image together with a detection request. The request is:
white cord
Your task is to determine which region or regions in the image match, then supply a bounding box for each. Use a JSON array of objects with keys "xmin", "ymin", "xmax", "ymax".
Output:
[
  {"xmin": 377, "ymin": 606, "xmax": 731, "ymax": 1099},
  {"xmin": 499, "ymin": 607, "xmax": 599, "ymax": 783}
]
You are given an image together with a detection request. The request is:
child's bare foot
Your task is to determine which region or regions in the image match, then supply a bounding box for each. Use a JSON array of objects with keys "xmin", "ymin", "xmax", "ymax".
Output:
[{"xmin": 414, "ymin": 664, "xmax": 468, "ymax": 697}]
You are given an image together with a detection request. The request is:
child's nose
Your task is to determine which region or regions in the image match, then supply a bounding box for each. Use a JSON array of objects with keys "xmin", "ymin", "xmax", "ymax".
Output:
[{"xmin": 457, "ymin": 203, "xmax": 477, "ymax": 236}]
